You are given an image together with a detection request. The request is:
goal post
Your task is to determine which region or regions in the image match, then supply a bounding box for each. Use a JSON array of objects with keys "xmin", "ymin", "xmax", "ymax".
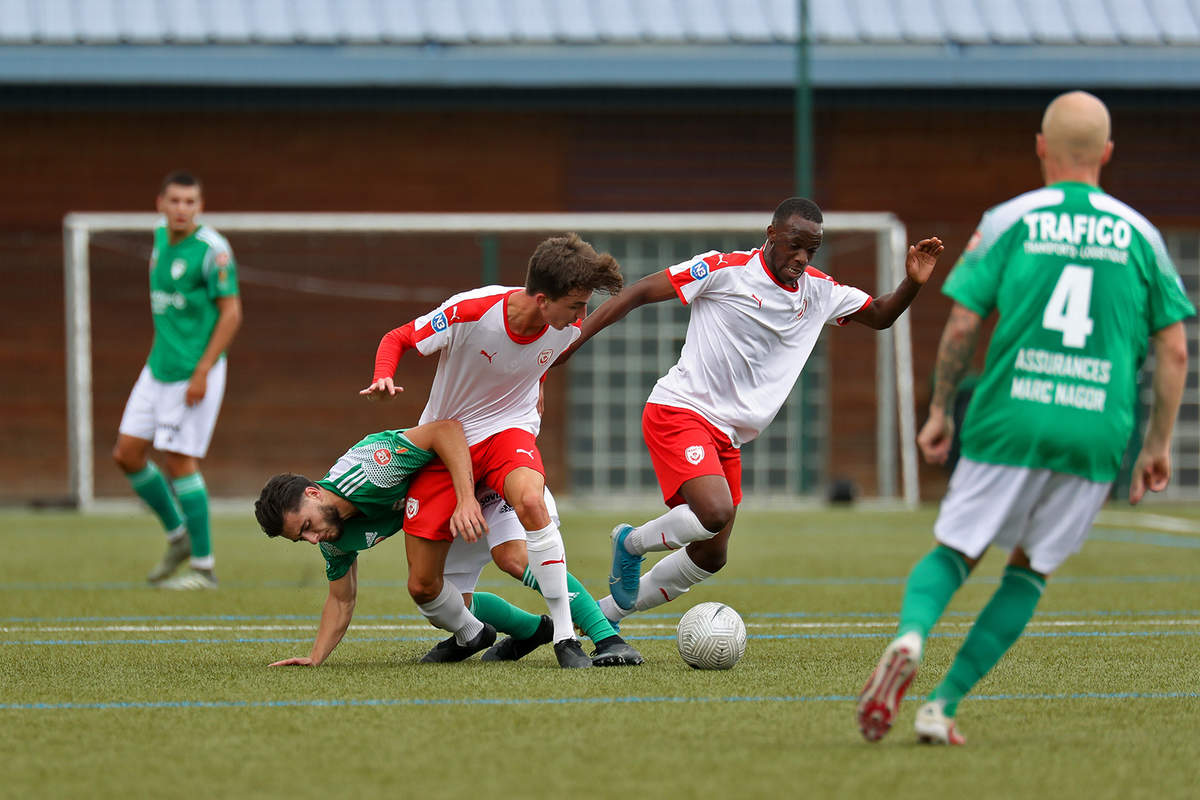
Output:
[{"xmin": 63, "ymin": 211, "xmax": 917, "ymax": 511}]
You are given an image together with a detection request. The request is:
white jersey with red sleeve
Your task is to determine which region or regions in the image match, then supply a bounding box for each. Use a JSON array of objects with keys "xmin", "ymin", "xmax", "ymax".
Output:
[
  {"xmin": 646, "ymin": 248, "xmax": 871, "ymax": 446},
  {"xmin": 410, "ymin": 285, "xmax": 581, "ymax": 445}
]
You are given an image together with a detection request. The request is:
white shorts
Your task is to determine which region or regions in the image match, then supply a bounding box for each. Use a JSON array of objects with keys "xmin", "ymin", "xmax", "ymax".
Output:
[
  {"xmin": 934, "ymin": 457, "xmax": 1111, "ymax": 575},
  {"xmin": 443, "ymin": 486, "xmax": 559, "ymax": 593},
  {"xmin": 117, "ymin": 359, "xmax": 227, "ymax": 458}
]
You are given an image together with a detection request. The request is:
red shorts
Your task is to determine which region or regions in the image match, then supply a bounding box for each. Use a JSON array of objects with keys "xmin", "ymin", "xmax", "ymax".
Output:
[
  {"xmin": 403, "ymin": 428, "xmax": 545, "ymax": 541},
  {"xmin": 642, "ymin": 403, "xmax": 742, "ymax": 507}
]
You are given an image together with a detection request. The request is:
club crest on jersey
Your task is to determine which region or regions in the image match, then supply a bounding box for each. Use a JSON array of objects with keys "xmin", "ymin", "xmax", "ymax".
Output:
[
  {"xmin": 797, "ymin": 298, "xmax": 809, "ymax": 320},
  {"xmin": 684, "ymin": 445, "xmax": 705, "ymax": 465},
  {"xmin": 689, "ymin": 261, "xmax": 709, "ymax": 281},
  {"xmin": 364, "ymin": 531, "xmax": 381, "ymax": 547},
  {"xmin": 170, "ymin": 259, "xmax": 187, "ymax": 280},
  {"xmin": 538, "ymin": 349, "xmax": 554, "ymax": 365},
  {"xmin": 430, "ymin": 312, "xmax": 449, "ymax": 332},
  {"xmin": 373, "ymin": 448, "xmax": 392, "ymax": 466},
  {"xmin": 406, "ymin": 497, "xmax": 419, "ymax": 519}
]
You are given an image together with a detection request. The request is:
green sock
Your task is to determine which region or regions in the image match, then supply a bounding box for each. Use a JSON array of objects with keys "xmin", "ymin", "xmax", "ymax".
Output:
[
  {"xmin": 523, "ymin": 567, "xmax": 617, "ymax": 644},
  {"xmin": 933, "ymin": 565, "xmax": 1046, "ymax": 716},
  {"xmin": 469, "ymin": 592, "xmax": 541, "ymax": 639},
  {"xmin": 897, "ymin": 545, "xmax": 970, "ymax": 640},
  {"xmin": 126, "ymin": 462, "xmax": 184, "ymax": 533},
  {"xmin": 171, "ymin": 472, "xmax": 212, "ymax": 567}
]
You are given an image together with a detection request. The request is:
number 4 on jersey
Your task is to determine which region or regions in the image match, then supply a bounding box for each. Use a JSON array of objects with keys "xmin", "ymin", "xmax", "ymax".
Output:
[{"xmin": 1042, "ymin": 264, "xmax": 1094, "ymax": 348}]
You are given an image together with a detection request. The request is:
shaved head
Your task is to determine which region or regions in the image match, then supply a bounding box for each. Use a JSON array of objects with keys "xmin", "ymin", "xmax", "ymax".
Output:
[{"xmin": 1040, "ymin": 91, "xmax": 1111, "ymax": 168}]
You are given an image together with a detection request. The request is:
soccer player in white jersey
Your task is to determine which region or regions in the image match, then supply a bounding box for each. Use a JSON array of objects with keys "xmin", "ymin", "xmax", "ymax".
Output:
[
  {"xmin": 857, "ymin": 91, "xmax": 1192, "ymax": 746},
  {"xmin": 112, "ymin": 172, "xmax": 243, "ymax": 590},
  {"xmin": 557, "ymin": 198, "xmax": 942, "ymax": 629},
  {"xmin": 360, "ymin": 233, "xmax": 625, "ymax": 668}
]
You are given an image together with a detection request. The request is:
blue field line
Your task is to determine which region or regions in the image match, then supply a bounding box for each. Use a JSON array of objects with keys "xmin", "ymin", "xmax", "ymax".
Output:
[
  {"xmin": 5, "ymin": 608, "xmax": 1198, "ymax": 624},
  {"xmin": 3, "ymin": 574, "xmax": 1198, "ymax": 592},
  {"xmin": 6, "ymin": 629, "xmax": 1199, "ymax": 647},
  {"xmin": 2, "ymin": 691, "xmax": 1196, "ymax": 713}
]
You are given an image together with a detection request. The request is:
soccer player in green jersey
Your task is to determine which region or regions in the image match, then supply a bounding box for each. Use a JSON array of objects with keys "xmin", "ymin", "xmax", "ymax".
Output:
[
  {"xmin": 112, "ymin": 172, "xmax": 243, "ymax": 590},
  {"xmin": 857, "ymin": 91, "xmax": 1194, "ymax": 746},
  {"xmin": 255, "ymin": 420, "xmax": 503, "ymax": 664},
  {"xmin": 254, "ymin": 423, "xmax": 643, "ymax": 667}
]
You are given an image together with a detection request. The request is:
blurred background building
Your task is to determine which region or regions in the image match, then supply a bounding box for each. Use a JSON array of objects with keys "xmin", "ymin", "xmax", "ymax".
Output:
[{"xmin": 2, "ymin": 0, "xmax": 1198, "ymax": 506}]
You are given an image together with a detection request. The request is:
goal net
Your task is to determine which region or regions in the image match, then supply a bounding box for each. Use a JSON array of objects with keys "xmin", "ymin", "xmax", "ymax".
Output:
[{"xmin": 63, "ymin": 212, "xmax": 917, "ymax": 510}]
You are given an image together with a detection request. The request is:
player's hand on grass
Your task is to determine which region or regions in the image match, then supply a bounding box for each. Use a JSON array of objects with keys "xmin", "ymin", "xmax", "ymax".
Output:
[
  {"xmin": 1129, "ymin": 448, "xmax": 1171, "ymax": 505},
  {"xmin": 186, "ymin": 371, "xmax": 208, "ymax": 406},
  {"xmin": 906, "ymin": 237, "xmax": 944, "ymax": 285},
  {"xmin": 449, "ymin": 497, "xmax": 488, "ymax": 543},
  {"xmin": 269, "ymin": 657, "xmax": 316, "ymax": 667},
  {"xmin": 917, "ymin": 407, "xmax": 954, "ymax": 465},
  {"xmin": 359, "ymin": 377, "xmax": 403, "ymax": 400}
]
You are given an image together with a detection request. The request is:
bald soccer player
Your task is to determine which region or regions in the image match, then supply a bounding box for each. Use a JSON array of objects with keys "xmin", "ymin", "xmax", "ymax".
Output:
[{"xmin": 856, "ymin": 91, "xmax": 1194, "ymax": 746}]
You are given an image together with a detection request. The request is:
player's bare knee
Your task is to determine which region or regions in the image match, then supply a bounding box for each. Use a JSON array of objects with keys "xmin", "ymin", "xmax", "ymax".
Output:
[
  {"xmin": 493, "ymin": 553, "xmax": 527, "ymax": 579},
  {"xmin": 511, "ymin": 493, "xmax": 550, "ymax": 530},
  {"xmin": 693, "ymin": 503, "xmax": 734, "ymax": 534},
  {"xmin": 407, "ymin": 575, "xmax": 442, "ymax": 604},
  {"xmin": 112, "ymin": 443, "xmax": 143, "ymax": 474}
]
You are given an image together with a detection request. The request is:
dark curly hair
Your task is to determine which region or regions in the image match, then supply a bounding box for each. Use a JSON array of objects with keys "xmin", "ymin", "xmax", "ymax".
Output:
[{"xmin": 254, "ymin": 473, "xmax": 317, "ymax": 538}]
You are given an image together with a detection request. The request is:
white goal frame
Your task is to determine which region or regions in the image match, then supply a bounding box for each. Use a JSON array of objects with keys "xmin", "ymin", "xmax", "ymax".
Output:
[{"xmin": 63, "ymin": 211, "xmax": 917, "ymax": 510}]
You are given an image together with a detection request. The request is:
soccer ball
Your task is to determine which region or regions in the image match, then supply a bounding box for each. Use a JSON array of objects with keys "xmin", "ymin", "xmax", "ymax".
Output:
[{"xmin": 676, "ymin": 602, "xmax": 747, "ymax": 670}]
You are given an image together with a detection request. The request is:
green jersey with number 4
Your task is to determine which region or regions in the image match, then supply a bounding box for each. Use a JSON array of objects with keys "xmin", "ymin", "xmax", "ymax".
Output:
[
  {"xmin": 146, "ymin": 223, "xmax": 239, "ymax": 382},
  {"xmin": 314, "ymin": 429, "xmax": 434, "ymax": 581},
  {"xmin": 945, "ymin": 181, "xmax": 1194, "ymax": 482}
]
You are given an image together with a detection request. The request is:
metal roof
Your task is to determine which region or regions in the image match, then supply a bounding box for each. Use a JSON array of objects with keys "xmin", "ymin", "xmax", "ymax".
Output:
[{"xmin": 2, "ymin": 0, "xmax": 1199, "ymax": 88}]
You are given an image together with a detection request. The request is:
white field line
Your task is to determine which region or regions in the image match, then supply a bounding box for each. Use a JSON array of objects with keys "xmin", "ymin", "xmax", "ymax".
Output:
[
  {"xmin": 3, "ymin": 618, "xmax": 1199, "ymax": 634},
  {"xmin": 1095, "ymin": 510, "xmax": 1200, "ymax": 534}
]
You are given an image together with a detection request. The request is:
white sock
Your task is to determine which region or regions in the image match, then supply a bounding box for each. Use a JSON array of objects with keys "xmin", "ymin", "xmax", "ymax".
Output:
[
  {"xmin": 633, "ymin": 549, "xmax": 714, "ymax": 612},
  {"xmin": 417, "ymin": 580, "xmax": 483, "ymax": 644},
  {"xmin": 627, "ymin": 505, "xmax": 711, "ymax": 555},
  {"xmin": 599, "ymin": 594, "xmax": 628, "ymax": 624},
  {"xmin": 189, "ymin": 555, "xmax": 215, "ymax": 571},
  {"xmin": 525, "ymin": 523, "xmax": 574, "ymax": 643}
]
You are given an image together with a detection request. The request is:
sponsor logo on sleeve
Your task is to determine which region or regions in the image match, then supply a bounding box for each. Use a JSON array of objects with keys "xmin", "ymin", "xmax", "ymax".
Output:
[
  {"xmin": 373, "ymin": 448, "xmax": 392, "ymax": 466},
  {"xmin": 430, "ymin": 312, "xmax": 448, "ymax": 332},
  {"xmin": 965, "ymin": 230, "xmax": 982, "ymax": 252},
  {"xmin": 215, "ymin": 251, "xmax": 230, "ymax": 267},
  {"xmin": 689, "ymin": 261, "xmax": 709, "ymax": 281},
  {"xmin": 684, "ymin": 445, "xmax": 705, "ymax": 465},
  {"xmin": 405, "ymin": 497, "xmax": 419, "ymax": 519}
]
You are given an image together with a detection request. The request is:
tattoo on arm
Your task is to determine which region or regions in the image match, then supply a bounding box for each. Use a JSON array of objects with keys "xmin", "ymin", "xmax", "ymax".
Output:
[{"xmin": 930, "ymin": 306, "xmax": 982, "ymax": 411}]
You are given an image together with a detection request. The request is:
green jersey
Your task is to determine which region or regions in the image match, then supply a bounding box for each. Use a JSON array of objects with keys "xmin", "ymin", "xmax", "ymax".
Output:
[
  {"xmin": 945, "ymin": 181, "xmax": 1194, "ymax": 481},
  {"xmin": 146, "ymin": 223, "xmax": 239, "ymax": 382},
  {"xmin": 314, "ymin": 429, "xmax": 434, "ymax": 581}
]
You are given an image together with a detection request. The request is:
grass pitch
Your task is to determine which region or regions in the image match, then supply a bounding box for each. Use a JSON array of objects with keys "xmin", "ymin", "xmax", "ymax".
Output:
[{"xmin": 2, "ymin": 504, "xmax": 1198, "ymax": 799}]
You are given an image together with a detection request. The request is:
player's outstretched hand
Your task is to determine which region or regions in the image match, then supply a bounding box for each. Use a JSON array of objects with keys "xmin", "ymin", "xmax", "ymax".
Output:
[
  {"xmin": 1129, "ymin": 448, "xmax": 1171, "ymax": 505},
  {"xmin": 906, "ymin": 237, "xmax": 944, "ymax": 285},
  {"xmin": 359, "ymin": 377, "xmax": 403, "ymax": 400},
  {"xmin": 917, "ymin": 407, "xmax": 955, "ymax": 465},
  {"xmin": 269, "ymin": 657, "xmax": 316, "ymax": 667},
  {"xmin": 449, "ymin": 496, "xmax": 488, "ymax": 543}
]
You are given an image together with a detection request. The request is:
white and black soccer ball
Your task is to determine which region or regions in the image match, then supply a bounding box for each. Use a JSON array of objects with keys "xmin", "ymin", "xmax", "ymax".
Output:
[{"xmin": 676, "ymin": 602, "xmax": 747, "ymax": 670}]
